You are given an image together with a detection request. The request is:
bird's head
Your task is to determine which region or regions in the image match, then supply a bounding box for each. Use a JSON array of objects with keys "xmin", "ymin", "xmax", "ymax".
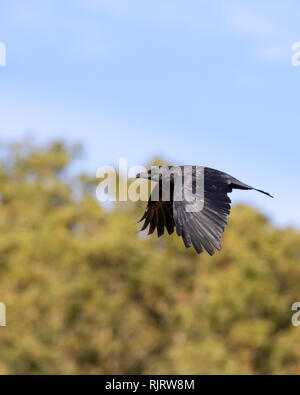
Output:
[{"xmin": 136, "ymin": 166, "xmax": 180, "ymax": 183}]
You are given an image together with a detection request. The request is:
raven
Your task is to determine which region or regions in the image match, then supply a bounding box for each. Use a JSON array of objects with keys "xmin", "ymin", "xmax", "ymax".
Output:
[{"xmin": 137, "ymin": 166, "xmax": 273, "ymax": 256}]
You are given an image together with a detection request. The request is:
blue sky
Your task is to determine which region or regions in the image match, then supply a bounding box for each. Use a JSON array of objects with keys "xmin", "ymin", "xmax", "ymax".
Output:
[{"xmin": 0, "ymin": 0, "xmax": 300, "ymax": 228}]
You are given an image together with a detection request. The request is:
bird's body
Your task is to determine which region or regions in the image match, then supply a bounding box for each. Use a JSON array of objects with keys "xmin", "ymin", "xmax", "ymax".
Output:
[{"xmin": 137, "ymin": 166, "xmax": 273, "ymax": 255}]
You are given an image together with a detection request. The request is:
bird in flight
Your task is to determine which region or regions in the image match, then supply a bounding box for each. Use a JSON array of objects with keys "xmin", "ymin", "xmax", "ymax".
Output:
[{"xmin": 137, "ymin": 166, "xmax": 273, "ymax": 256}]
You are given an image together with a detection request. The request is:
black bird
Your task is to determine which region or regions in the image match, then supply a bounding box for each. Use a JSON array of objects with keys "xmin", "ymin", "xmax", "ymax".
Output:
[{"xmin": 137, "ymin": 166, "xmax": 273, "ymax": 256}]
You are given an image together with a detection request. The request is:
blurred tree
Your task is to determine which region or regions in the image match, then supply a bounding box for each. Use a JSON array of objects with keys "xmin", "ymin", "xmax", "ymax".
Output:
[{"xmin": 0, "ymin": 141, "xmax": 299, "ymax": 374}]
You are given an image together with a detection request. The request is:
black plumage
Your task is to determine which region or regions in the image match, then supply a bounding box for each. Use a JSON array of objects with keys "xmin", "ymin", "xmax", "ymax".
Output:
[{"xmin": 137, "ymin": 166, "xmax": 273, "ymax": 256}]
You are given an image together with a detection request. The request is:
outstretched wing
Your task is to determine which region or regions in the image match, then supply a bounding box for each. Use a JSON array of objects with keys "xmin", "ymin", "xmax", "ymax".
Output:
[
  {"xmin": 173, "ymin": 168, "xmax": 232, "ymax": 255},
  {"xmin": 138, "ymin": 183, "xmax": 175, "ymax": 237},
  {"xmin": 138, "ymin": 167, "xmax": 272, "ymax": 255}
]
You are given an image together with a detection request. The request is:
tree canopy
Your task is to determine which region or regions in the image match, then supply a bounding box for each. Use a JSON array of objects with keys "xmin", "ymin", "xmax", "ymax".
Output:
[{"xmin": 0, "ymin": 141, "xmax": 299, "ymax": 374}]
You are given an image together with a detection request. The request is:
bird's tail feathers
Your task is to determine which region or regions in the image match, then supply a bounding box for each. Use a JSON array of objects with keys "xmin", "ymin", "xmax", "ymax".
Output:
[{"xmin": 230, "ymin": 178, "xmax": 274, "ymax": 198}]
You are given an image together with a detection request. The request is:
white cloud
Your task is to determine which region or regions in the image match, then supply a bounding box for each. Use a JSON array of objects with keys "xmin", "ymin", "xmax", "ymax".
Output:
[
  {"xmin": 255, "ymin": 43, "xmax": 290, "ymax": 62},
  {"xmin": 222, "ymin": 2, "xmax": 300, "ymax": 64},
  {"xmin": 73, "ymin": 0, "xmax": 216, "ymax": 30},
  {"xmin": 226, "ymin": 6, "xmax": 277, "ymax": 37}
]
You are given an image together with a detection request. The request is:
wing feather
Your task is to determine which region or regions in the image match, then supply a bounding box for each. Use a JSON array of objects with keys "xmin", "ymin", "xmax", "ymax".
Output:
[
  {"xmin": 139, "ymin": 183, "xmax": 175, "ymax": 238},
  {"xmin": 173, "ymin": 168, "xmax": 232, "ymax": 255}
]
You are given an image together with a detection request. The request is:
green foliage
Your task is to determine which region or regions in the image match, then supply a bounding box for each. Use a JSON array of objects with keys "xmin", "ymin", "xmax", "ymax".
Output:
[{"xmin": 0, "ymin": 141, "xmax": 299, "ymax": 374}]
